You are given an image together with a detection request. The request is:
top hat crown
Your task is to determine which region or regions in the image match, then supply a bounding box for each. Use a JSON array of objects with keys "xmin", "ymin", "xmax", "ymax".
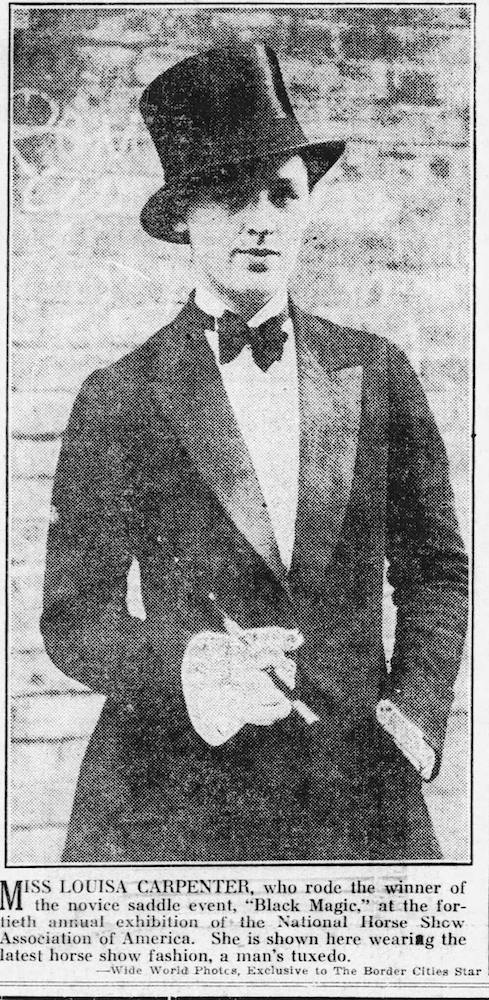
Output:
[{"xmin": 139, "ymin": 42, "xmax": 345, "ymax": 242}]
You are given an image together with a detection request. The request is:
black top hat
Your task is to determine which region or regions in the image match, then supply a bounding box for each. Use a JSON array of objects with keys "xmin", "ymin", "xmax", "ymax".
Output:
[{"xmin": 139, "ymin": 42, "xmax": 345, "ymax": 242}]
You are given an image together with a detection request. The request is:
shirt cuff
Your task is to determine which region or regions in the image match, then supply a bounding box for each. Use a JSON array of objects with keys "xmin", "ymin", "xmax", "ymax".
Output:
[{"xmin": 376, "ymin": 699, "xmax": 437, "ymax": 780}]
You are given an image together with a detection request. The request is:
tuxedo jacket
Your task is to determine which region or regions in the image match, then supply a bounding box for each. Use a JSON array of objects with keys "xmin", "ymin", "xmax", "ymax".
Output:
[{"xmin": 40, "ymin": 297, "xmax": 468, "ymax": 862}]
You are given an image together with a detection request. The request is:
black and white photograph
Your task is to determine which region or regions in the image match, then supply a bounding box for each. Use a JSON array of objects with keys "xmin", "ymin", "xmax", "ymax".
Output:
[{"xmin": 9, "ymin": 3, "xmax": 472, "ymax": 868}]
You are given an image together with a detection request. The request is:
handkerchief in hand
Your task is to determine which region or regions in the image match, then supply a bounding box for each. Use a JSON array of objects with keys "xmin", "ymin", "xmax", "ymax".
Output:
[{"xmin": 181, "ymin": 631, "xmax": 251, "ymax": 746}]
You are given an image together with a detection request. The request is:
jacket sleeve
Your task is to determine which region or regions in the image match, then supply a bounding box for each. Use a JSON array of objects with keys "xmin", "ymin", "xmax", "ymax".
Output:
[
  {"xmin": 40, "ymin": 370, "xmax": 160, "ymax": 703},
  {"xmin": 384, "ymin": 343, "xmax": 469, "ymax": 778}
]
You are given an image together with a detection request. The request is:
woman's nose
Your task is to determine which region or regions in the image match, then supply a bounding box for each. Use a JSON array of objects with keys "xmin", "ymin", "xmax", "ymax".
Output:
[{"xmin": 243, "ymin": 190, "xmax": 276, "ymax": 237}]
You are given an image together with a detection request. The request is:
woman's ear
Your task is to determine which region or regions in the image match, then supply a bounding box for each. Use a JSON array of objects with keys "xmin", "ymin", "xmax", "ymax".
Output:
[{"xmin": 172, "ymin": 220, "xmax": 189, "ymax": 235}]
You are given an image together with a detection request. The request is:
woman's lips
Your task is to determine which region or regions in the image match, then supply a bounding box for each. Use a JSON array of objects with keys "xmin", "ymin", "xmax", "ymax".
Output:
[{"xmin": 234, "ymin": 248, "xmax": 280, "ymax": 257}]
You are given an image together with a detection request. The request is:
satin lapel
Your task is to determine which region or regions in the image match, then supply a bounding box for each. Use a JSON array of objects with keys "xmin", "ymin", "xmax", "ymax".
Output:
[
  {"xmin": 292, "ymin": 307, "xmax": 363, "ymax": 575},
  {"xmin": 148, "ymin": 301, "xmax": 289, "ymax": 593}
]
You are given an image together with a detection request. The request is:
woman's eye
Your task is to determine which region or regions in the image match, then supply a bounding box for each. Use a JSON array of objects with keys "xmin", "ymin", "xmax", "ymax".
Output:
[
  {"xmin": 269, "ymin": 182, "xmax": 298, "ymax": 205},
  {"xmin": 225, "ymin": 190, "xmax": 251, "ymax": 212}
]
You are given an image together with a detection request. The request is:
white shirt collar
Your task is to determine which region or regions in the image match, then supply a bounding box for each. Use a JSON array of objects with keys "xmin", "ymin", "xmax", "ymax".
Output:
[{"xmin": 194, "ymin": 284, "xmax": 288, "ymax": 329}]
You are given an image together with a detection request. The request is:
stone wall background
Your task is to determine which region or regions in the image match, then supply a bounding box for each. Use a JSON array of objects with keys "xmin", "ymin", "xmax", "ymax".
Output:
[{"xmin": 10, "ymin": 4, "xmax": 473, "ymax": 863}]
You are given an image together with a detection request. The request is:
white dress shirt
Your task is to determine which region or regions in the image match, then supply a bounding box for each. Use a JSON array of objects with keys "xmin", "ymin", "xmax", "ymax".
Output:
[{"xmin": 195, "ymin": 285, "xmax": 300, "ymax": 571}]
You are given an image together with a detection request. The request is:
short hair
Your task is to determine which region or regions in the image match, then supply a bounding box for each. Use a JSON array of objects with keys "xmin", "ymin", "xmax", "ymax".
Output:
[{"xmin": 170, "ymin": 153, "xmax": 311, "ymax": 230}]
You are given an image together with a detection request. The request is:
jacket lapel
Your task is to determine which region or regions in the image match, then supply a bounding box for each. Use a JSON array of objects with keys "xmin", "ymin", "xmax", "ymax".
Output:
[
  {"xmin": 148, "ymin": 299, "xmax": 289, "ymax": 592},
  {"xmin": 146, "ymin": 298, "xmax": 362, "ymax": 591},
  {"xmin": 291, "ymin": 304, "xmax": 363, "ymax": 577}
]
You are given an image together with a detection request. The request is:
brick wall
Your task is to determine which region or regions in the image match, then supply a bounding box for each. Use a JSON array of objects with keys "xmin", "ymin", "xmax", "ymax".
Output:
[{"xmin": 10, "ymin": 5, "xmax": 472, "ymax": 863}]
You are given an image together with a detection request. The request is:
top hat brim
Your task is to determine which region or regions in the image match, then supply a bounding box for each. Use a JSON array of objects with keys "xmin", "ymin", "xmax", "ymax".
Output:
[{"xmin": 140, "ymin": 139, "xmax": 345, "ymax": 242}]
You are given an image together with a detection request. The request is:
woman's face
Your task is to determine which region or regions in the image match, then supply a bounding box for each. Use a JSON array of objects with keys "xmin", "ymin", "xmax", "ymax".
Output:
[{"xmin": 183, "ymin": 155, "xmax": 311, "ymax": 309}]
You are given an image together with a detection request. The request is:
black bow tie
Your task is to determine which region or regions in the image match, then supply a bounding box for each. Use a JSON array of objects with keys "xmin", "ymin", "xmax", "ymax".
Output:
[{"xmin": 197, "ymin": 302, "xmax": 289, "ymax": 372}]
